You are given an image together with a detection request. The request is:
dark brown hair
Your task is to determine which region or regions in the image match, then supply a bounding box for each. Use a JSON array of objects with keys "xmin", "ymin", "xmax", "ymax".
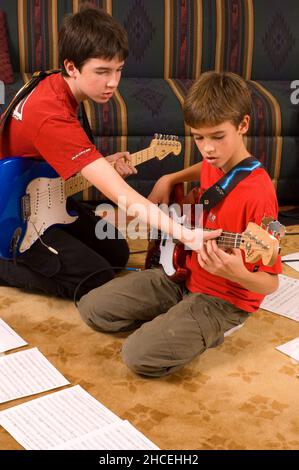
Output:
[
  {"xmin": 183, "ymin": 71, "xmax": 252, "ymax": 129},
  {"xmin": 59, "ymin": 4, "xmax": 129, "ymax": 75}
]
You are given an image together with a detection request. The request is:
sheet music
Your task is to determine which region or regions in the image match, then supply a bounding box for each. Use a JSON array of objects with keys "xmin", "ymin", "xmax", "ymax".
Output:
[
  {"xmin": 0, "ymin": 318, "xmax": 27, "ymax": 353},
  {"xmin": 0, "ymin": 385, "xmax": 122, "ymax": 450},
  {"xmin": 51, "ymin": 420, "xmax": 159, "ymax": 450},
  {"xmin": 276, "ymin": 337, "xmax": 299, "ymax": 362},
  {"xmin": 260, "ymin": 275, "xmax": 299, "ymax": 322},
  {"xmin": 282, "ymin": 252, "xmax": 299, "ymax": 273},
  {"xmin": 0, "ymin": 347, "xmax": 69, "ymax": 404}
]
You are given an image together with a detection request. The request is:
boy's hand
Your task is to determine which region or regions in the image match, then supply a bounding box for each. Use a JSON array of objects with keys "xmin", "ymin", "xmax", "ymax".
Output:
[
  {"xmin": 182, "ymin": 228, "xmax": 222, "ymax": 252},
  {"xmin": 148, "ymin": 174, "xmax": 174, "ymax": 204},
  {"xmin": 106, "ymin": 152, "xmax": 137, "ymax": 179},
  {"xmin": 197, "ymin": 240, "xmax": 247, "ymax": 280}
]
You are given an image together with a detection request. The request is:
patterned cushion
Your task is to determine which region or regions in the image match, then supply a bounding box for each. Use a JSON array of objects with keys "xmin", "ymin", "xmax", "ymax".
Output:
[
  {"xmin": 0, "ymin": 10, "xmax": 14, "ymax": 84},
  {"xmin": 5, "ymin": 0, "xmax": 299, "ymax": 80},
  {"xmin": 1, "ymin": 0, "xmax": 299, "ymax": 202}
]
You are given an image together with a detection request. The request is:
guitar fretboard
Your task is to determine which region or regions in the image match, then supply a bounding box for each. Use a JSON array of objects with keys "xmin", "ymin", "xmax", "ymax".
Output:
[
  {"xmin": 130, "ymin": 146, "xmax": 157, "ymax": 167},
  {"xmin": 213, "ymin": 230, "xmax": 242, "ymax": 249}
]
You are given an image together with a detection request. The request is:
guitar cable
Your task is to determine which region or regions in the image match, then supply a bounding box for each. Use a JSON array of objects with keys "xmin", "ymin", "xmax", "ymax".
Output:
[
  {"xmin": 29, "ymin": 222, "xmax": 146, "ymax": 306},
  {"xmin": 31, "ymin": 222, "xmax": 59, "ymax": 255}
]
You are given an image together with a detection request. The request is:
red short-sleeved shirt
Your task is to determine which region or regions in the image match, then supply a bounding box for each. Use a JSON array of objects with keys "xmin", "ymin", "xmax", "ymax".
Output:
[
  {"xmin": 185, "ymin": 159, "xmax": 282, "ymax": 312},
  {"xmin": 0, "ymin": 73, "xmax": 102, "ymax": 179}
]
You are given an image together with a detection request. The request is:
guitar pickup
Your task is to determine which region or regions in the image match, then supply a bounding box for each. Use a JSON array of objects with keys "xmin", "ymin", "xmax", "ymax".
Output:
[{"xmin": 21, "ymin": 194, "xmax": 31, "ymax": 221}]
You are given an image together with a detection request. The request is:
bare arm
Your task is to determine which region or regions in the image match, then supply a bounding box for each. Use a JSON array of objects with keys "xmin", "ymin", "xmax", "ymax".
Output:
[
  {"xmin": 148, "ymin": 162, "xmax": 202, "ymax": 204},
  {"xmin": 165, "ymin": 162, "xmax": 202, "ymax": 184},
  {"xmin": 81, "ymin": 158, "xmax": 220, "ymax": 250},
  {"xmin": 233, "ymin": 270, "xmax": 279, "ymax": 295}
]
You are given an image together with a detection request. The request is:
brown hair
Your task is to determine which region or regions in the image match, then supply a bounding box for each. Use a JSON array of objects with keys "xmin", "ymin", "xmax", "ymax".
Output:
[
  {"xmin": 183, "ymin": 71, "xmax": 252, "ymax": 129},
  {"xmin": 59, "ymin": 4, "xmax": 129, "ymax": 75}
]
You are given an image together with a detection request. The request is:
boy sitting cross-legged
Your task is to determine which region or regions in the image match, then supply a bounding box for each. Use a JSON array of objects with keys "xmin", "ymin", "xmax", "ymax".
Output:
[{"xmin": 78, "ymin": 71, "xmax": 282, "ymax": 378}]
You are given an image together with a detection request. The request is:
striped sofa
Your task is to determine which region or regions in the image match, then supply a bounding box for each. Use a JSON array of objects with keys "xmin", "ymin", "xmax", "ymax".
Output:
[{"xmin": 1, "ymin": 0, "xmax": 299, "ymax": 202}]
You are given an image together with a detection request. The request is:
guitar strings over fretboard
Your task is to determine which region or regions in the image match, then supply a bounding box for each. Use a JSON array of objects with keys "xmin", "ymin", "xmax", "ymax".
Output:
[
  {"xmin": 215, "ymin": 232, "xmax": 242, "ymax": 248},
  {"xmin": 171, "ymin": 224, "xmax": 268, "ymax": 251}
]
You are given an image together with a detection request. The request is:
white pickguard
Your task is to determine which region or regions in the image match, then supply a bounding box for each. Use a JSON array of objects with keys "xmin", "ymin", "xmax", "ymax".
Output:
[
  {"xmin": 20, "ymin": 176, "xmax": 78, "ymax": 252},
  {"xmin": 159, "ymin": 208, "xmax": 186, "ymax": 276},
  {"xmin": 159, "ymin": 237, "xmax": 177, "ymax": 276}
]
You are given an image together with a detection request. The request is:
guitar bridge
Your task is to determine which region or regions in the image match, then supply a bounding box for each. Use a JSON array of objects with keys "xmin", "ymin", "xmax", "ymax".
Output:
[{"xmin": 21, "ymin": 194, "xmax": 31, "ymax": 221}]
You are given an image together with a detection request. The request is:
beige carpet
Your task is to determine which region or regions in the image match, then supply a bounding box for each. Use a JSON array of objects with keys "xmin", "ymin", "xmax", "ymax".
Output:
[{"xmin": 0, "ymin": 227, "xmax": 299, "ymax": 450}]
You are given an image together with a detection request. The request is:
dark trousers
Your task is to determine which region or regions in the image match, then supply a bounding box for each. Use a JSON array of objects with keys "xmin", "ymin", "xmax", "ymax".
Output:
[{"xmin": 0, "ymin": 198, "xmax": 129, "ymax": 299}]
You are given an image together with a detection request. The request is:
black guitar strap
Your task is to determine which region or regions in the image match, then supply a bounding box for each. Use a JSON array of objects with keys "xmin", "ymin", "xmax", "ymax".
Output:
[
  {"xmin": 0, "ymin": 69, "xmax": 94, "ymax": 143},
  {"xmin": 200, "ymin": 156, "xmax": 263, "ymax": 212}
]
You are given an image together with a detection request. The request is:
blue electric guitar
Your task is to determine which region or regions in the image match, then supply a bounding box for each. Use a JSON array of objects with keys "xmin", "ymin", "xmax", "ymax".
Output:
[{"xmin": 0, "ymin": 135, "xmax": 181, "ymax": 259}]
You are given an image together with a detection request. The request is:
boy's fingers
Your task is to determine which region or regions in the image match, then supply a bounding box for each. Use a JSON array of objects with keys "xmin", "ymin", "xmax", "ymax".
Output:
[{"xmin": 203, "ymin": 229, "xmax": 222, "ymax": 241}]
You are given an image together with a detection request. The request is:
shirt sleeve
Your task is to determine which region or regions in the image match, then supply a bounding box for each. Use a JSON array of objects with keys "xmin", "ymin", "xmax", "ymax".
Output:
[{"xmin": 34, "ymin": 114, "xmax": 103, "ymax": 179}]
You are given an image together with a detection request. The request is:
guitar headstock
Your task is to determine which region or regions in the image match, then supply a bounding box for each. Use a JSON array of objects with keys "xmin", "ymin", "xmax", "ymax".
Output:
[
  {"xmin": 240, "ymin": 222, "xmax": 280, "ymax": 266},
  {"xmin": 151, "ymin": 133, "xmax": 182, "ymax": 159}
]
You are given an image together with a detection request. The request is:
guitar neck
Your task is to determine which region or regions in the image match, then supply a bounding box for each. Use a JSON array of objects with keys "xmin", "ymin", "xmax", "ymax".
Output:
[
  {"xmin": 205, "ymin": 229, "xmax": 242, "ymax": 249},
  {"xmin": 130, "ymin": 146, "xmax": 157, "ymax": 167},
  {"xmin": 64, "ymin": 146, "xmax": 158, "ymax": 198}
]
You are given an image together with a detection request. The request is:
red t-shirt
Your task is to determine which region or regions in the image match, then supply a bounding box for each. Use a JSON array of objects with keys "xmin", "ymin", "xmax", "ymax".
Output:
[
  {"xmin": 185, "ymin": 159, "xmax": 282, "ymax": 312},
  {"xmin": 0, "ymin": 73, "xmax": 102, "ymax": 179}
]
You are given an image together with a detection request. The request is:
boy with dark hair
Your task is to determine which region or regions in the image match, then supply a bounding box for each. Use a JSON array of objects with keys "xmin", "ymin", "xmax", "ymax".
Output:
[
  {"xmin": 0, "ymin": 7, "xmax": 217, "ymax": 299},
  {"xmin": 78, "ymin": 71, "xmax": 282, "ymax": 378}
]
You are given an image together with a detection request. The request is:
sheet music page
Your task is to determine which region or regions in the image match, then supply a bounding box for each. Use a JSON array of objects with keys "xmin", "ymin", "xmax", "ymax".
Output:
[
  {"xmin": 276, "ymin": 337, "xmax": 299, "ymax": 362},
  {"xmin": 0, "ymin": 385, "xmax": 122, "ymax": 450},
  {"xmin": 260, "ymin": 275, "xmax": 299, "ymax": 322},
  {"xmin": 282, "ymin": 252, "xmax": 299, "ymax": 273},
  {"xmin": 0, "ymin": 347, "xmax": 69, "ymax": 404},
  {"xmin": 0, "ymin": 318, "xmax": 27, "ymax": 353},
  {"xmin": 51, "ymin": 420, "xmax": 160, "ymax": 450}
]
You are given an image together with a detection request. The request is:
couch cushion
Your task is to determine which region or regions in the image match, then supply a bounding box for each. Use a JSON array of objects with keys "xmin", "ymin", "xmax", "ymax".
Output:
[
  {"xmin": 0, "ymin": 10, "xmax": 14, "ymax": 84},
  {"xmin": 87, "ymin": 78, "xmax": 297, "ymax": 138},
  {"xmin": 2, "ymin": 0, "xmax": 299, "ymax": 81},
  {"xmin": 2, "ymin": 74, "xmax": 298, "ymax": 203}
]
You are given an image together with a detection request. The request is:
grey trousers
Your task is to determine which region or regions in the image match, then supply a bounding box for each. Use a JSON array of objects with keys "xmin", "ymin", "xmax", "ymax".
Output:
[{"xmin": 78, "ymin": 269, "xmax": 249, "ymax": 377}]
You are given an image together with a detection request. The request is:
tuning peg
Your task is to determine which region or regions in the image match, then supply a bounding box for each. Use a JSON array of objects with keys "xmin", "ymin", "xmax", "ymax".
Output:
[
  {"xmin": 261, "ymin": 216, "xmax": 274, "ymax": 230},
  {"xmin": 268, "ymin": 221, "xmax": 286, "ymax": 238},
  {"xmin": 154, "ymin": 133, "xmax": 158, "ymax": 139}
]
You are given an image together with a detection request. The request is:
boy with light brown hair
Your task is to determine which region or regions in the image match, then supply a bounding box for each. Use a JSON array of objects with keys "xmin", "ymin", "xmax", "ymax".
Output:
[{"xmin": 78, "ymin": 71, "xmax": 281, "ymax": 377}]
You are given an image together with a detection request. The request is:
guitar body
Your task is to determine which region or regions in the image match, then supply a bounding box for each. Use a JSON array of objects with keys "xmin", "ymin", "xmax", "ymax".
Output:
[
  {"xmin": 145, "ymin": 183, "xmax": 192, "ymax": 282},
  {"xmin": 0, "ymin": 157, "xmax": 77, "ymax": 259},
  {"xmin": 145, "ymin": 183, "xmax": 281, "ymax": 280}
]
